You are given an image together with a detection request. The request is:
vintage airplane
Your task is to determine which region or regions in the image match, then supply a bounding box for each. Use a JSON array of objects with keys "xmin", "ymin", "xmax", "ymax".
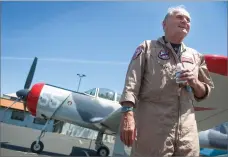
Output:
[{"xmin": 4, "ymin": 54, "xmax": 228, "ymax": 156}]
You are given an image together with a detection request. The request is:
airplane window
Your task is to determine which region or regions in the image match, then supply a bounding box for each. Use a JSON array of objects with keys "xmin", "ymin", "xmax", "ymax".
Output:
[
  {"xmin": 11, "ymin": 110, "xmax": 25, "ymax": 121},
  {"xmin": 98, "ymin": 88, "xmax": 115, "ymax": 101},
  {"xmin": 84, "ymin": 88, "xmax": 96, "ymax": 96}
]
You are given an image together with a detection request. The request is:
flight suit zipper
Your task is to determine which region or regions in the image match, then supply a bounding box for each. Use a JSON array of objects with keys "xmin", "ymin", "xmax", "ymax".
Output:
[
  {"xmin": 166, "ymin": 44, "xmax": 184, "ymax": 153},
  {"xmin": 158, "ymin": 40, "xmax": 185, "ymax": 152},
  {"xmin": 175, "ymin": 87, "xmax": 182, "ymax": 151}
]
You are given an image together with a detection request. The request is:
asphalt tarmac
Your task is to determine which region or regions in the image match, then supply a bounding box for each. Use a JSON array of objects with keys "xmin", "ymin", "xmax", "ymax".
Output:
[{"xmin": 0, "ymin": 122, "xmax": 131, "ymax": 156}]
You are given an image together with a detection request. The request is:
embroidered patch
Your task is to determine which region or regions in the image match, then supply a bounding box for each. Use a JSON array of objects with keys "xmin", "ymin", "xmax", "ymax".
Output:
[
  {"xmin": 158, "ymin": 51, "xmax": 170, "ymax": 60},
  {"xmin": 132, "ymin": 45, "xmax": 143, "ymax": 60},
  {"xmin": 181, "ymin": 56, "xmax": 193, "ymax": 64}
]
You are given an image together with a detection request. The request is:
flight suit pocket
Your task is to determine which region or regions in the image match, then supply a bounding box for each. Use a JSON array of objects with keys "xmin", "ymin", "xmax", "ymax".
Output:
[
  {"xmin": 181, "ymin": 54, "xmax": 199, "ymax": 77},
  {"xmin": 181, "ymin": 53, "xmax": 197, "ymax": 69}
]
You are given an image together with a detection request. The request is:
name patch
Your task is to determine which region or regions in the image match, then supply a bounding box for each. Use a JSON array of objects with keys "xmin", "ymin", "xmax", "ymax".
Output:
[{"xmin": 181, "ymin": 56, "xmax": 193, "ymax": 64}]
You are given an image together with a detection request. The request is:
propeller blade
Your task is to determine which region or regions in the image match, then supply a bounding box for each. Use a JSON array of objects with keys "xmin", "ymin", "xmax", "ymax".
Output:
[
  {"xmin": 24, "ymin": 57, "xmax": 38, "ymax": 89},
  {"xmin": 1, "ymin": 98, "xmax": 20, "ymax": 121},
  {"xmin": 23, "ymin": 103, "xmax": 27, "ymax": 117}
]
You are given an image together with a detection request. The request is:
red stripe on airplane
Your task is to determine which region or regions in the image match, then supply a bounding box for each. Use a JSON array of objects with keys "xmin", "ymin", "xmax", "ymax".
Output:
[
  {"xmin": 204, "ymin": 55, "xmax": 228, "ymax": 76},
  {"xmin": 194, "ymin": 107, "xmax": 216, "ymax": 111}
]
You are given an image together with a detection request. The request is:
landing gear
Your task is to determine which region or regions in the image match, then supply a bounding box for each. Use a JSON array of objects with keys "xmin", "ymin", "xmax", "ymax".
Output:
[
  {"xmin": 30, "ymin": 119, "xmax": 50, "ymax": 154},
  {"xmin": 97, "ymin": 146, "xmax": 110, "ymax": 157},
  {"xmin": 95, "ymin": 132, "xmax": 110, "ymax": 156},
  {"xmin": 31, "ymin": 141, "xmax": 44, "ymax": 154}
]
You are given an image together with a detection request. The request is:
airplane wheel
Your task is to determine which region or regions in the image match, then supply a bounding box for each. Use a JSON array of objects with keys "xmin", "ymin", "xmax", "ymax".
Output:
[
  {"xmin": 31, "ymin": 141, "xmax": 44, "ymax": 154},
  {"xmin": 97, "ymin": 146, "xmax": 110, "ymax": 157}
]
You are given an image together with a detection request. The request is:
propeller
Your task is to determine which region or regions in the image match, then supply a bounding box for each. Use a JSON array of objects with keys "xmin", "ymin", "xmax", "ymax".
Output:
[
  {"xmin": 2, "ymin": 57, "xmax": 38, "ymax": 120},
  {"xmin": 15, "ymin": 57, "xmax": 38, "ymax": 114}
]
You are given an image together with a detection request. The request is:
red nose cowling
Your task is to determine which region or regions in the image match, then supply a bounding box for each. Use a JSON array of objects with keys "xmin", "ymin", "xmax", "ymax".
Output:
[{"xmin": 26, "ymin": 83, "xmax": 45, "ymax": 116}]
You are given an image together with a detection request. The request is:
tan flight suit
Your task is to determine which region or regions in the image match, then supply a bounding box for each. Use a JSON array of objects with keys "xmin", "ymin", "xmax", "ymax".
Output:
[{"xmin": 119, "ymin": 36, "xmax": 214, "ymax": 157}]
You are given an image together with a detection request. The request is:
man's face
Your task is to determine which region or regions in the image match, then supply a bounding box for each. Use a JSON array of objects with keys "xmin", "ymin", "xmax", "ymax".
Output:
[{"xmin": 163, "ymin": 11, "xmax": 191, "ymax": 38}]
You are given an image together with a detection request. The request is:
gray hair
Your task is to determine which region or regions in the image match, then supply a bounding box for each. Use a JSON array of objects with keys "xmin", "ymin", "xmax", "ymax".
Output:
[{"xmin": 163, "ymin": 5, "xmax": 191, "ymax": 22}]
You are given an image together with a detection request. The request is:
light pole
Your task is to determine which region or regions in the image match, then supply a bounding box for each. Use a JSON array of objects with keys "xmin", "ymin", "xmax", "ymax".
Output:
[{"xmin": 77, "ymin": 74, "xmax": 86, "ymax": 92}]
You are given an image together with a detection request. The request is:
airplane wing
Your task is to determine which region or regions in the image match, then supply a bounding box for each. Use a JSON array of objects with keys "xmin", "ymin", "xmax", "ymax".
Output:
[
  {"xmin": 99, "ymin": 107, "xmax": 122, "ymax": 134},
  {"xmin": 194, "ymin": 54, "xmax": 228, "ymax": 131}
]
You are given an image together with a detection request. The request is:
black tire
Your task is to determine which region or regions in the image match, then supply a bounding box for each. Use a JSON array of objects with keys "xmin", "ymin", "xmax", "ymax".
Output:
[
  {"xmin": 30, "ymin": 141, "xmax": 44, "ymax": 154},
  {"xmin": 97, "ymin": 146, "xmax": 110, "ymax": 157}
]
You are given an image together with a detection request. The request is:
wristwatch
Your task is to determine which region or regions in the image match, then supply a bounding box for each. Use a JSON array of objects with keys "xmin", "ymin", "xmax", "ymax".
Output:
[{"xmin": 121, "ymin": 106, "xmax": 134, "ymax": 113}]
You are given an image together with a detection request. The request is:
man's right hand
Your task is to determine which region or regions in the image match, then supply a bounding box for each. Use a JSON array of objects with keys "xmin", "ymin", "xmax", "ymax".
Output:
[{"xmin": 120, "ymin": 111, "xmax": 136, "ymax": 147}]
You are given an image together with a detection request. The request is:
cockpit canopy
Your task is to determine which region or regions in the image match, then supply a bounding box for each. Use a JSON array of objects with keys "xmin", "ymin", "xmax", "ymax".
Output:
[{"xmin": 84, "ymin": 88, "xmax": 121, "ymax": 102}]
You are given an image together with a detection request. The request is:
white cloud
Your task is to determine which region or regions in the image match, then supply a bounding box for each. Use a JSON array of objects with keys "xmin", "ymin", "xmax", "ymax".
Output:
[{"xmin": 1, "ymin": 56, "xmax": 128, "ymax": 65}]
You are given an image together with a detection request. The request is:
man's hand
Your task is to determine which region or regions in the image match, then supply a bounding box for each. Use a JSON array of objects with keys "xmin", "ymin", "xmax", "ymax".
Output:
[
  {"xmin": 120, "ymin": 111, "xmax": 136, "ymax": 147},
  {"xmin": 178, "ymin": 69, "xmax": 207, "ymax": 98},
  {"xmin": 177, "ymin": 69, "xmax": 197, "ymax": 87}
]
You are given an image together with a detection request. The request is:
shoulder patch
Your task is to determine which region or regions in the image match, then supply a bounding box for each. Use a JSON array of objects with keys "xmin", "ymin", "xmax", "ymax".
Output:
[{"xmin": 132, "ymin": 45, "xmax": 144, "ymax": 60}]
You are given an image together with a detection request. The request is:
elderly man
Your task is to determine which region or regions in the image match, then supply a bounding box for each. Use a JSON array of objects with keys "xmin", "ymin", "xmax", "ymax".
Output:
[{"xmin": 119, "ymin": 5, "xmax": 214, "ymax": 156}]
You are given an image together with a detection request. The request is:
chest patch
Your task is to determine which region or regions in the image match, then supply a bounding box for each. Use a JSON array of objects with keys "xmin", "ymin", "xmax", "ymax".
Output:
[{"xmin": 158, "ymin": 51, "xmax": 170, "ymax": 60}]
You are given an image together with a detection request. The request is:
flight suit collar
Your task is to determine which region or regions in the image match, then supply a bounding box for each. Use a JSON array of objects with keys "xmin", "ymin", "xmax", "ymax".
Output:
[
  {"xmin": 157, "ymin": 36, "xmax": 187, "ymax": 62},
  {"xmin": 157, "ymin": 36, "xmax": 187, "ymax": 53}
]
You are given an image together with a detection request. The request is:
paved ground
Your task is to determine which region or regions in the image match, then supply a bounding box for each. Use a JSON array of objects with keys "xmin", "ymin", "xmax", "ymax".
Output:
[{"xmin": 0, "ymin": 123, "xmax": 131, "ymax": 156}]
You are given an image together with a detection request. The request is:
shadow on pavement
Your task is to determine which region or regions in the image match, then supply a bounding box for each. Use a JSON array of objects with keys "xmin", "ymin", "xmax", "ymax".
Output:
[
  {"xmin": 0, "ymin": 142, "xmax": 98, "ymax": 156},
  {"xmin": 70, "ymin": 146, "xmax": 98, "ymax": 156}
]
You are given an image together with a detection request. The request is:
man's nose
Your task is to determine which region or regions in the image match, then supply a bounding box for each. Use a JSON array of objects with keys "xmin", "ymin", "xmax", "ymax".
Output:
[
  {"xmin": 180, "ymin": 19, "xmax": 188, "ymax": 25},
  {"xmin": 182, "ymin": 17, "xmax": 189, "ymax": 24}
]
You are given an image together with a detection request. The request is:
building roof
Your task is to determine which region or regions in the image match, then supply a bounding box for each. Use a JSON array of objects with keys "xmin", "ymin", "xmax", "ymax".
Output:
[{"xmin": 0, "ymin": 98, "xmax": 28, "ymax": 111}]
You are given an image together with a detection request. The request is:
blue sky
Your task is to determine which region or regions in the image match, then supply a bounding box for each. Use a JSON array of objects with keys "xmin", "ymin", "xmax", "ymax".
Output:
[{"xmin": 1, "ymin": 1, "xmax": 227, "ymax": 95}]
